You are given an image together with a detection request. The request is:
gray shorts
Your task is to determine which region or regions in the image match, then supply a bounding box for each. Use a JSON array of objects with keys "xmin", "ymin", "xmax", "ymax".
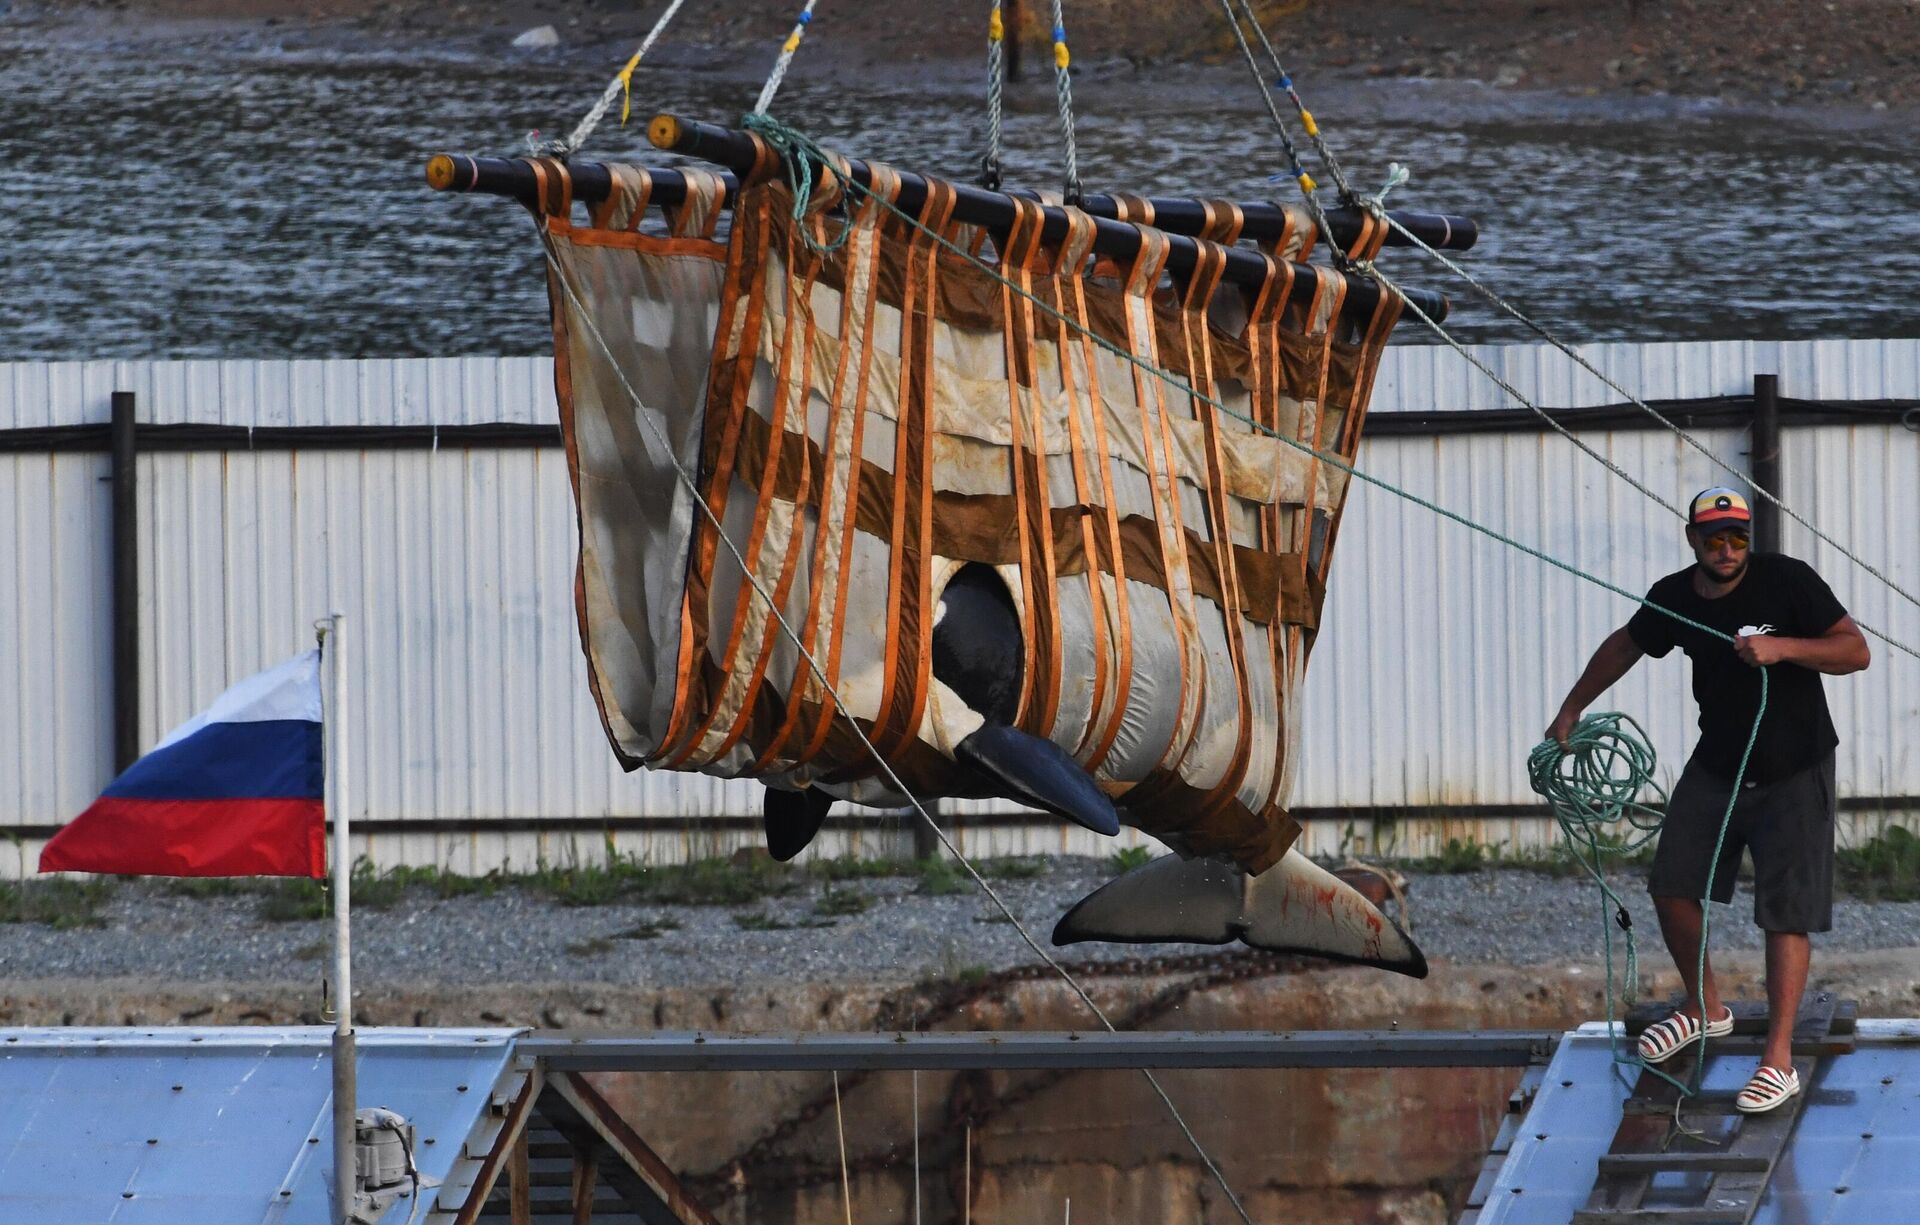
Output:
[{"xmin": 1647, "ymin": 751, "xmax": 1837, "ymax": 933}]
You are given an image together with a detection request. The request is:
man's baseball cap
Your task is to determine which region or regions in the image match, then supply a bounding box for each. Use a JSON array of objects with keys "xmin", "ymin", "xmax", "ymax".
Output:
[{"xmin": 1688, "ymin": 486, "xmax": 1753, "ymax": 532}]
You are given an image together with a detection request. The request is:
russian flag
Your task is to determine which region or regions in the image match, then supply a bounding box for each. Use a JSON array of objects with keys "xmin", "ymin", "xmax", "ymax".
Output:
[{"xmin": 39, "ymin": 651, "xmax": 327, "ymax": 879}]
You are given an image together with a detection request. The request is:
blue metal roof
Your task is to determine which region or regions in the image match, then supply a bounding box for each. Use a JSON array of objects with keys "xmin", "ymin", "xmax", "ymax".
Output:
[
  {"xmin": 0, "ymin": 1027, "xmax": 522, "ymax": 1225},
  {"xmin": 1469, "ymin": 1020, "xmax": 1920, "ymax": 1223}
]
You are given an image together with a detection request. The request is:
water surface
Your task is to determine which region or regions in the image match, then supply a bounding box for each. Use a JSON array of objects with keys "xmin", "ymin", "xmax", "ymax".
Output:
[{"xmin": 2, "ymin": 33, "xmax": 1916, "ymax": 360}]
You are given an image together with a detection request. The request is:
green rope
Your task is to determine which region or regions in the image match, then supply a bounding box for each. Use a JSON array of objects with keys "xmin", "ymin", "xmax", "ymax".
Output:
[
  {"xmin": 737, "ymin": 111, "xmax": 1772, "ymax": 1099},
  {"xmin": 1529, "ymin": 714, "xmax": 1666, "ymax": 1084}
]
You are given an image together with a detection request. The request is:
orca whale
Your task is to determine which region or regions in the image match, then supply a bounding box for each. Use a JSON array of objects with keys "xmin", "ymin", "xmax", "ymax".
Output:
[{"xmin": 761, "ymin": 564, "xmax": 1120, "ymax": 859}]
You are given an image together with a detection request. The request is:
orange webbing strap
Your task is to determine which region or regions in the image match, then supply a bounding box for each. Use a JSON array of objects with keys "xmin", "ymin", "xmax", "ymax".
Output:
[
  {"xmin": 1048, "ymin": 207, "xmax": 1126, "ymax": 766},
  {"xmin": 1259, "ymin": 201, "xmax": 1315, "ymax": 264},
  {"xmin": 1110, "ymin": 193, "xmax": 1155, "ymax": 227},
  {"xmin": 752, "ymin": 165, "xmax": 905, "ymax": 774},
  {"xmin": 1196, "ymin": 200, "xmax": 1246, "ymax": 248},
  {"xmin": 1239, "ymin": 249, "xmax": 1302, "ymax": 821},
  {"xmin": 664, "ymin": 167, "xmax": 728, "ymax": 239},
  {"xmin": 1295, "ymin": 266, "xmax": 1348, "ymax": 590},
  {"xmin": 997, "ymin": 197, "xmax": 1065, "ymax": 738},
  {"xmin": 593, "ymin": 164, "xmax": 655, "ymax": 231},
  {"xmin": 654, "ymin": 173, "xmax": 768, "ymax": 762},
  {"xmin": 1176, "ymin": 239, "xmax": 1257, "ymax": 819},
  {"xmin": 696, "ymin": 190, "xmax": 837, "ymax": 766},
  {"xmin": 528, "ymin": 157, "xmax": 576, "ymax": 233},
  {"xmin": 1340, "ymin": 208, "xmax": 1389, "ymax": 265},
  {"xmin": 1311, "ymin": 277, "xmax": 1404, "ymax": 594},
  {"xmin": 1116, "ymin": 224, "xmax": 1204, "ymax": 798},
  {"xmin": 792, "ymin": 170, "xmax": 900, "ymax": 769},
  {"xmin": 869, "ymin": 180, "xmax": 960, "ymax": 763}
]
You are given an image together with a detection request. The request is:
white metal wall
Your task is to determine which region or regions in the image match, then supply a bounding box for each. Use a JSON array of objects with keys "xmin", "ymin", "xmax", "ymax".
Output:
[{"xmin": 3, "ymin": 342, "xmax": 1915, "ymax": 875}]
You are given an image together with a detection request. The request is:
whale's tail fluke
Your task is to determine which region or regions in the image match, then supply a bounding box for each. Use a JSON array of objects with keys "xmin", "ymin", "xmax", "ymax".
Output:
[{"xmin": 1051, "ymin": 847, "xmax": 1427, "ymax": 978}]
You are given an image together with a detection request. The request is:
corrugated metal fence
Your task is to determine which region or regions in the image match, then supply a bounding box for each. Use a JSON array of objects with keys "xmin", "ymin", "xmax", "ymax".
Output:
[{"xmin": 3, "ymin": 341, "xmax": 1915, "ymax": 877}]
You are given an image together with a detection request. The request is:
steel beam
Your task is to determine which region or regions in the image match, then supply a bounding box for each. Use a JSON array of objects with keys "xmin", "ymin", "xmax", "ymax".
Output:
[{"xmin": 520, "ymin": 1029, "xmax": 1559, "ymax": 1072}]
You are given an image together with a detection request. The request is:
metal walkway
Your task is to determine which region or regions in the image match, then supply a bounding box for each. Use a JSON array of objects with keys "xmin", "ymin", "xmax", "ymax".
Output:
[{"xmin": 1570, "ymin": 994, "xmax": 1856, "ymax": 1225}]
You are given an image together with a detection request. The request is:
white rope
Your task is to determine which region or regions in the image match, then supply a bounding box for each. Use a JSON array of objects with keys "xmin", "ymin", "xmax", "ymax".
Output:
[
  {"xmin": 1211, "ymin": 0, "xmax": 1919, "ymax": 650},
  {"xmin": 1380, "ymin": 208, "xmax": 1920, "ymax": 644},
  {"xmin": 1046, "ymin": 0, "xmax": 1081, "ymax": 200},
  {"xmin": 982, "ymin": 0, "xmax": 1006, "ymax": 187},
  {"xmin": 753, "ymin": 0, "xmax": 821, "ymax": 116},
  {"xmin": 536, "ymin": 222, "xmax": 1258, "ymax": 1225},
  {"xmin": 1365, "ymin": 256, "xmax": 1920, "ymax": 663},
  {"xmin": 1212, "ymin": 0, "xmax": 1343, "ymax": 261},
  {"xmin": 1231, "ymin": 0, "xmax": 1357, "ymax": 201},
  {"xmin": 532, "ymin": 0, "xmax": 690, "ymax": 157}
]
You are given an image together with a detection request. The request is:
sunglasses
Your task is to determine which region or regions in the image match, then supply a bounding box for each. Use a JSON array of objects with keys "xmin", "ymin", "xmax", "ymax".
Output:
[{"xmin": 1697, "ymin": 528, "xmax": 1752, "ymax": 550}]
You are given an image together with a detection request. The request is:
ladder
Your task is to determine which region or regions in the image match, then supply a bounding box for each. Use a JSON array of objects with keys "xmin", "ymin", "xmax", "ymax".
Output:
[{"xmin": 1571, "ymin": 992, "xmax": 1855, "ymax": 1224}]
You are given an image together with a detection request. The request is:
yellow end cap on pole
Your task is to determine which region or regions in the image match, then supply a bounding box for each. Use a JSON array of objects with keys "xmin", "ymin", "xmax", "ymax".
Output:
[
  {"xmin": 425, "ymin": 155, "xmax": 457, "ymax": 191},
  {"xmin": 648, "ymin": 114, "xmax": 682, "ymax": 151},
  {"xmin": 1054, "ymin": 41, "xmax": 1070, "ymax": 69}
]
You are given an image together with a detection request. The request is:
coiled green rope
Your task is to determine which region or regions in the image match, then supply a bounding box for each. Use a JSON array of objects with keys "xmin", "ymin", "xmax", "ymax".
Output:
[{"xmin": 1529, "ymin": 713, "xmax": 1667, "ymax": 1082}]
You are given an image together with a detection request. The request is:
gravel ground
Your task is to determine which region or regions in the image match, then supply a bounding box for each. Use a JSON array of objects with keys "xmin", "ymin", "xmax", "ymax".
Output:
[{"xmin": 7, "ymin": 859, "xmax": 1920, "ymax": 991}]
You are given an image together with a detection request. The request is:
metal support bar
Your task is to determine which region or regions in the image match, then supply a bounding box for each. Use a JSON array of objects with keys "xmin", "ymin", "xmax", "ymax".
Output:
[
  {"xmin": 426, "ymin": 148, "xmax": 1452, "ymax": 325},
  {"xmin": 1751, "ymin": 373, "xmax": 1782, "ymax": 553},
  {"xmin": 109, "ymin": 391, "xmax": 138, "ymax": 773},
  {"xmin": 520, "ymin": 1029, "xmax": 1558, "ymax": 1072}
]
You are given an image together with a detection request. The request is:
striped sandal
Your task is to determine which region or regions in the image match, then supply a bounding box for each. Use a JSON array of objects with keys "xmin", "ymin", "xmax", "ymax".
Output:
[
  {"xmin": 1735, "ymin": 1064, "xmax": 1801, "ymax": 1114},
  {"xmin": 1636, "ymin": 1006, "xmax": 1735, "ymax": 1064}
]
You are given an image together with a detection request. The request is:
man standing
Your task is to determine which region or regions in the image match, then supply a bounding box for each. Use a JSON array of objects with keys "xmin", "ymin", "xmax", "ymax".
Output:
[{"xmin": 1547, "ymin": 487, "xmax": 1870, "ymax": 1113}]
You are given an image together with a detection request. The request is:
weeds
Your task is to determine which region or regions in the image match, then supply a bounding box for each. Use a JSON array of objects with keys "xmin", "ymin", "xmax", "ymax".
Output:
[
  {"xmin": 733, "ymin": 910, "xmax": 834, "ymax": 931},
  {"xmin": 258, "ymin": 880, "xmax": 329, "ymax": 922},
  {"xmin": 614, "ymin": 918, "xmax": 681, "ymax": 941},
  {"xmin": 914, "ymin": 855, "xmax": 968, "ymax": 896},
  {"xmin": 813, "ymin": 888, "xmax": 873, "ymax": 917},
  {"xmin": 1107, "ymin": 845, "xmax": 1154, "ymax": 876},
  {"xmin": 1838, "ymin": 826, "xmax": 1920, "ymax": 901},
  {"xmin": 0, "ymin": 879, "xmax": 114, "ymax": 928},
  {"xmin": 983, "ymin": 856, "xmax": 1047, "ymax": 880}
]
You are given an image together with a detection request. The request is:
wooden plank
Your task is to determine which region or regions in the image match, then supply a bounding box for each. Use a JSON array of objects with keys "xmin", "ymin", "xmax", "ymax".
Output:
[
  {"xmin": 510, "ymin": 1128, "xmax": 531, "ymax": 1225},
  {"xmin": 573, "ymin": 1153, "xmax": 599, "ymax": 1225},
  {"xmin": 448, "ymin": 1066, "xmax": 545, "ymax": 1225},
  {"xmin": 1624, "ymin": 995, "xmax": 1853, "ymax": 1039},
  {"xmin": 1690, "ymin": 1056, "xmax": 1817, "ymax": 1225},
  {"xmin": 1597, "ymin": 1153, "xmax": 1771, "ymax": 1173},
  {"xmin": 1574, "ymin": 1210, "xmax": 1759, "ymax": 1223}
]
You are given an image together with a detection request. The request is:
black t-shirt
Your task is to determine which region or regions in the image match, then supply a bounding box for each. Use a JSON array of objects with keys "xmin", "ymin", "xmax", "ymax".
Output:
[{"xmin": 1626, "ymin": 553, "xmax": 1847, "ymax": 783}]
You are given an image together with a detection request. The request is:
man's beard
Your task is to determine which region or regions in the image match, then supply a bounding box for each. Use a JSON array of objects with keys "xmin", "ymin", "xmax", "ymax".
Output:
[{"xmin": 1700, "ymin": 556, "xmax": 1748, "ymax": 586}]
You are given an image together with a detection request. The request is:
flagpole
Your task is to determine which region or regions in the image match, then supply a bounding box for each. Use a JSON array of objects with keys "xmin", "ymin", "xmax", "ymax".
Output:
[{"xmin": 322, "ymin": 612, "xmax": 356, "ymax": 1225}]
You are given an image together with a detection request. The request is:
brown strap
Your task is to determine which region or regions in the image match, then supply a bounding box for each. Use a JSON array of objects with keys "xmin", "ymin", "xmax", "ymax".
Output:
[
  {"xmin": 664, "ymin": 168, "xmax": 727, "ymax": 239},
  {"xmin": 592, "ymin": 164, "xmax": 655, "ymax": 231}
]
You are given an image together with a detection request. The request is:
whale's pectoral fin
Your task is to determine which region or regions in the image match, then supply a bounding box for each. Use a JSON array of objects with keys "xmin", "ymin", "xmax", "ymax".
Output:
[
  {"xmin": 1052, "ymin": 848, "xmax": 1426, "ymax": 978},
  {"xmin": 763, "ymin": 786, "xmax": 835, "ymax": 862},
  {"xmin": 952, "ymin": 724, "xmax": 1121, "ymax": 837}
]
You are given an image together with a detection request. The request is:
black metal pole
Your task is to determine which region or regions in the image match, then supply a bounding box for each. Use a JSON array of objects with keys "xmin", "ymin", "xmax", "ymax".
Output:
[
  {"xmin": 110, "ymin": 391, "xmax": 139, "ymax": 773},
  {"xmin": 428, "ymin": 143, "xmax": 1477, "ymax": 253},
  {"xmin": 1752, "ymin": 373, "xmax": 1781, "ymax": 553},
  {"xmin": 428, "ymin": 151, "xmax": 1452, "ymax": 323}
]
